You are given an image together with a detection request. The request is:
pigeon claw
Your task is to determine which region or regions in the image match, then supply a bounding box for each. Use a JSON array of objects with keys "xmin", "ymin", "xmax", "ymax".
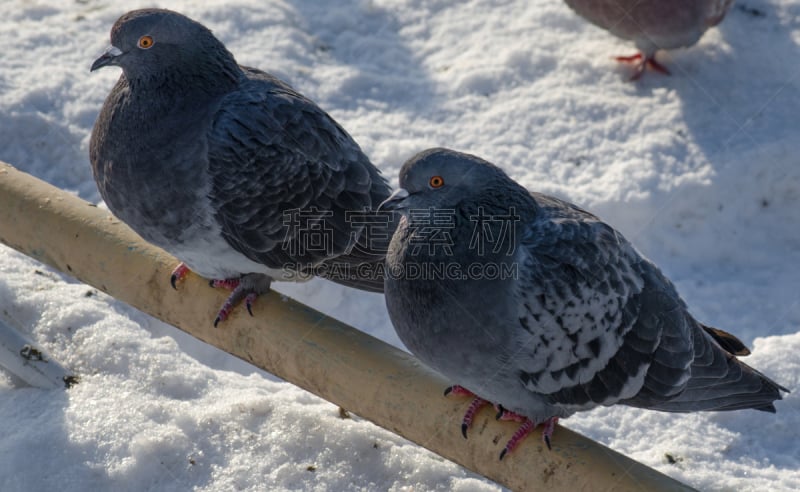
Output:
[
  {"xmin": 499, "ymin": 419, "xmax": 535, "ymax": 460},
  {"xmin": 211, "ymin": 278, "xmax": 242, "ymax": 290},
  {"xmin": 541, "ymin": 416, "xmax": 559, "ymax": 451},
  {"xmin": 497, "ymin": 416, "xmax": 559, "ymax": 459},
  {"xmin": 495, "ymin": 405, "xmax": 526, "ymax": 423},
  {"xmin": 615, "ymin": 53, "xmax": 670, "ymax": 80},
  {"xmin": 645, "ymin": 58, "xmax": 670, "ymax": 76},
  {"xmin": 209, "ymin": 278, "xmax": 246, "ymax": 327},
  {"xmin": 495, "ymin": 409, "xmax": 559, "ymax": 459},
  {"xmin": 444, "ymin": 384, "xmax": 473, "ymax": 397},
  {"xmin": 444, "ymin": 385, "xmax": 489, "ymax": 439},
  {"xmin": 170, "ymin": 263, "xmax": 190, "ymax": 290},
  {"xmin": 442, "ymin": 385, "xmax": 559, "ymax": 457},
  {"xmin": 209, "ymin": 274, "xmax": 271, "ymax": 326},
  {"xmin": 245, "ymin": 293, "xmax": 257, "ymax": 317},
  {"xmin": 614, "ymin": 53, "xmax": 643, "ymax": 63},
  {"xmin": 461, "ymin": 397, "xmax": 490, "ymax": 438},
  {"xmin": 212, "ymin": 293, "xmax": 239, "ymax": 328}
]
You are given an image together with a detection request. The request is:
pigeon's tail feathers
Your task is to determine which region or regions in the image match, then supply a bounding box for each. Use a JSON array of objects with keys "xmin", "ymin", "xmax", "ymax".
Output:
[
  {"xmin": 317, "ymin": 256, "xmax": 386, "ymax": 293},
  {"xmin": 326, "ymin": 276, "xmax": 384, "ymax": 293},
  {"xmin": 314, "ymin": 238, "xmax": 390, "ymax": 293},
  {"xmin": 312, "ymin": 211, "xmax": 398, "ymax": 294},
  {"xmin": 630, "ymin": 326, "xmax": 788, "ymax": 413},
  {"xmin": 646, "ymin": 356, "xmax": 788, "ymax": 413},
  {"xmin": 700, "ymin": 323, "xmax": 751, "ymax": 356}
]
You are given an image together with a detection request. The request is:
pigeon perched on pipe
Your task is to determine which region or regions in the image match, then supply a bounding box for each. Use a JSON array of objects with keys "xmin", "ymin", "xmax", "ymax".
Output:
[
  {"xmin": 380, "ymin": 147, "xmax": 787, "ymax": 458},
  {"xmin": 90, "ymin": 9, "xmax": 394, "ymax": 325}
]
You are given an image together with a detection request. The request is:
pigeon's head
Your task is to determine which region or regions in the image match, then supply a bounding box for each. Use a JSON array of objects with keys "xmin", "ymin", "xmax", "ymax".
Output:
[
  {"xmin": 380, "ymin": 148, "xmax": 516, "ymax": 212},
  {"xmin": 91, "ymin": 9, "xmax": 237, "ymax": 81}
]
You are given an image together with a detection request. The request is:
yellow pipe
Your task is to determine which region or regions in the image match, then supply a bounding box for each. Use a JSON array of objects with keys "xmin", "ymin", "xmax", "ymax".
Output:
[{"xmin": 0, "ymin": 160, "xmax": 695, "ymax": 491}]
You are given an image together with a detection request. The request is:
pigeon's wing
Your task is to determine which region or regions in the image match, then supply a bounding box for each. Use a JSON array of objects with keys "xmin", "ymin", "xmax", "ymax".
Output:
[
  {"xmin": 510, "ymin": 196, "xmax": 655, "ymax": 411},
  {"xmin": 511, "ymin": 195, "xmax": 786, "ymax": 413},
  {"xmin": 206, "ymin": 70, "xmax": 391, "ymax": 283}
]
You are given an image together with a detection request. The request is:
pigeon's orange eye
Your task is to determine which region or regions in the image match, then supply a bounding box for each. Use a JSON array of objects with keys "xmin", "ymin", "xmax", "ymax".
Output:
[
  {"xmin": 429, "ymin": 176, "xmax": 444, "ymax": 188},
  {"xmin": 138, "ymin": 35, "xmax": 154, "ymax": 49}
]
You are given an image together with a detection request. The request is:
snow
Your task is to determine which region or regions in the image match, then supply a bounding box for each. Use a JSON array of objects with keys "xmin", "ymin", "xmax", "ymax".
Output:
[{"xmin": 1, "ymin": 0, "xmax": 799, "ymax": 490}]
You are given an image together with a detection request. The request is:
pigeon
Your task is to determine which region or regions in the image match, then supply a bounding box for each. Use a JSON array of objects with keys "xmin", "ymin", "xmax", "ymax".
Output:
[
  {"xmin": 380, "ymin": 148, "xmax": 788, "ymax": 459},
  {"xmin": 90, "ymin": 9, "xmax": 395, "ymax": 325},
  {"xmin": 563, "ymin": 0, "xmax": 734, "ymax": 79}
]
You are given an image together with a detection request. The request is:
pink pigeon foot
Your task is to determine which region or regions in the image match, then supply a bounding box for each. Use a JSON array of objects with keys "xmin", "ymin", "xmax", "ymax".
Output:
[
  {"xmin": 170, "ymin": 262, "xmax": 191, "ymax": 289},
  {"xmin": 615, "ymin": 53, "xmax": 670, "ymax": 80},
  {"xmin": 209, "ymin": 273, "xmax": 271, "ymax": 327},
  {"xmin": 444, "ymin": 385, "xmax": 559, "ymax": 457},
  {"xmin": 495, "ymin": 405, "xmax": 559, "ymax": 459},
  {"xmin": 169, "ymin": 261, "xmax": 272, "ymax": 326},
  {"xmin": 445, "ymin": 385, "xmax": 490, "ymax": 438}
]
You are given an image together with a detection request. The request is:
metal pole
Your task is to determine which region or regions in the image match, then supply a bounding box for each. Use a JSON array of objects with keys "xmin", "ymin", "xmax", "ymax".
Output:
[{"xmin": 0, "ymin": 161, "xmax": 695, "ymax": 491}]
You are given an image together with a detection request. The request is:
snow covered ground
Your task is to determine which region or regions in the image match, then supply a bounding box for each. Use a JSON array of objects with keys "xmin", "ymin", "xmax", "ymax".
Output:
[{"xmin": 1, "ymin": 0, "xmax": 799, "ymax": 490}]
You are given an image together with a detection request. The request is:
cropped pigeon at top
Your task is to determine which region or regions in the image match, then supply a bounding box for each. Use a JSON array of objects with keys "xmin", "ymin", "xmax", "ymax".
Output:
[{"xmin": 563, "ymin": 0, "xmax": 734, "ymax": 78}]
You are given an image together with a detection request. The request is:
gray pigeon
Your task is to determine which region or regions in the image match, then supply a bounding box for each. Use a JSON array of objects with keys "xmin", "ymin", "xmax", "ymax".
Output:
[
  {"xmin": 380, "ymin": 148, "xmax": 787, "ymax": 458},
  {"xmin": 90, "ymin": 9, "xmax": 394, "ymax": 325},
  {"xmin": 563, "ymin": 0, "xmax": 734, "ymax": 79}
]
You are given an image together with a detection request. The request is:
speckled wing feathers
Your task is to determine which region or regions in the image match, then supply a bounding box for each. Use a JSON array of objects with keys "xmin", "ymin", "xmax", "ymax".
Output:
[
  {"xmin": 512, "ymin": 194, "xmax": 785, "ymax": 414},
  {"xmin": 512, "ymin": 198, "xmax": 651, "ymax": 409}
]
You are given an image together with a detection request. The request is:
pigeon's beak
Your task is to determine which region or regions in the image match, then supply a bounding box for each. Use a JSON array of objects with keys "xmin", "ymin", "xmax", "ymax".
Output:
[
  {"xmin": 378, "ymin": 188, "xmax": 410, "ymax": 212},
  {"xmin": 90, "ymin": 45, "xmax": 123, "ymax": 72}
]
